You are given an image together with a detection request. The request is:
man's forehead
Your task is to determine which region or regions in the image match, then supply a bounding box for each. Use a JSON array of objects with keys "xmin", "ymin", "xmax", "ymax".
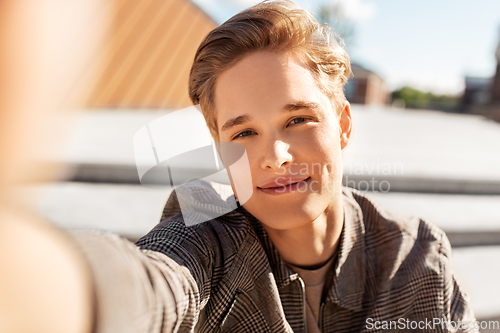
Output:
[{"xmin": 214, "ymin": 52, "xmax": 321, "ymax": 115}]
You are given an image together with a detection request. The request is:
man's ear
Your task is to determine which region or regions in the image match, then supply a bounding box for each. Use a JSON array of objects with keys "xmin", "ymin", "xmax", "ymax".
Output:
[{"xmin": 339, "ymin": 101, "xmax": 352, "ymax": 150}]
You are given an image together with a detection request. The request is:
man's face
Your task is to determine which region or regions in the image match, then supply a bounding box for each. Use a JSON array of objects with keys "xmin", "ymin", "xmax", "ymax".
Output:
[{"xmin": 215, "ymin": 51, "xmax": 351, "ymax": 231}]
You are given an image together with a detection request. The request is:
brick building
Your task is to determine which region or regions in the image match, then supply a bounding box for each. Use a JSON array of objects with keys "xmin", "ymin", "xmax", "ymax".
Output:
[{"xmin": 344, "ymin": 64, "xmax": 388, "ymax": 106}]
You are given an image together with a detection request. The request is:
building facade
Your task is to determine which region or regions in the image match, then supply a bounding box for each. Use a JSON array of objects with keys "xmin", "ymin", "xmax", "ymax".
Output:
[
  {"xmin": 345, "ymin": 64, "xmax": 388, "ymax": 106},
  {"xmin": 464, "ymin": 30, "xmax": 500, "ymax": 121}
]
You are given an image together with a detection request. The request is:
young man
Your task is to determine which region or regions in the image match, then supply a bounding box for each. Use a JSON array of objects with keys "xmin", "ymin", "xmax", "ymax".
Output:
[
  {"xmin": 1, "ymin": 0, "xmax": 477, "ymax": 332},
  {"xmin": 131, "ymin": 1, "xmax": 476, "ymax": 332}
]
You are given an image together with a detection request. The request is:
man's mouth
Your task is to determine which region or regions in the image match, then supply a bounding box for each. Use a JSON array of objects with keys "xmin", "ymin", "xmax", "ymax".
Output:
[{"xmin": 257, "ymin": 177, "xmax": 311, "ymax": 195}]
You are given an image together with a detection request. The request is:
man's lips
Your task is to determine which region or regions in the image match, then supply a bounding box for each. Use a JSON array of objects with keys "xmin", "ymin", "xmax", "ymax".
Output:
[
  {"xmin": 257, "ymin": 177, "xmax": 311, "ymax": 195},
  {"xmin": 257, "ymin": 177, "xmax": 310, "ymax": 189}
]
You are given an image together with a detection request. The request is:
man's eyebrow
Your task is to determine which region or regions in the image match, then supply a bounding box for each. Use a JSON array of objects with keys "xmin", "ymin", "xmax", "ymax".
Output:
[
  {"xmin": 220, "ymin": 101, "xmax": 321, "ymax": 132},
  {"xmin": 221, "ymin": 114, "xmax": 252, "ymax": 132},
  {"xmin": 281, "ymin": 101, "xmax": 321, "ymax": 113}
]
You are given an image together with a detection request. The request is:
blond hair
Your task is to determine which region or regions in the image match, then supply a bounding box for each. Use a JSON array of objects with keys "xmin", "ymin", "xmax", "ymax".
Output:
[{"xmin": 189, "ymin": 0, "xmax": 351, "ymax": 138}]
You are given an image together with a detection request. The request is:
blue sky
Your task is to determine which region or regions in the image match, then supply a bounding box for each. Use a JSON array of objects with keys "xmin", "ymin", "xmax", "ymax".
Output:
[
  {"xmin": 344, "ymin": 0, "xmax": 500, "ymax": 94},
  {"xmin": 194, "ymin": 0, "xmax": 500, "ymax": 95}
]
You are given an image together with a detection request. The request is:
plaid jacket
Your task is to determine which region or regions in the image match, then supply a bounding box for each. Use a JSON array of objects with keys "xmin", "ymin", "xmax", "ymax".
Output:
[{"xmin": 74, "ymin": 182, "xmax": 477, "ymax": 333}]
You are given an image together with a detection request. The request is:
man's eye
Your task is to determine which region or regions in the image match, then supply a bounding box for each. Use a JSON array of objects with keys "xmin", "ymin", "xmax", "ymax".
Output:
[
  {"xmin": 234, "ymin": 130, "xmax": 255, "ymax": 139},
  {"xmin": 288, "ymin": 117, "xmax": 306, "ymax": 126}
]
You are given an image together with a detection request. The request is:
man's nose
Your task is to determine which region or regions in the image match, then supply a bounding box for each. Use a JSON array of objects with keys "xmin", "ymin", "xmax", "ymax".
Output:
[{"xmin": 260, "ymin": 139, "xmax": 293, "ymax": 171}]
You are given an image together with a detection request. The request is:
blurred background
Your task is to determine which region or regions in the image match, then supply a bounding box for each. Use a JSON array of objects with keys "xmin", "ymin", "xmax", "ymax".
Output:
[{"xmin": 11, "ymin": 0, "xmax": 500, "ymax": 330}]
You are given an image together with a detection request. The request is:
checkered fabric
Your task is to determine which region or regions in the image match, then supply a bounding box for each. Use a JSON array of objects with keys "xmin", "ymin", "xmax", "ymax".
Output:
[{"xmin": 73, "ymin": 182, "xmax": 477, "ymax": 333}]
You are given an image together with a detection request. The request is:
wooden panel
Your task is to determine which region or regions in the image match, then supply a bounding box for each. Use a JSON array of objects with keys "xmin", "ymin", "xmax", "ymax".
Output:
[
  {"xmin": 167, "ymin": 17, "xmax": 215, "ymax": 108},
  {"xmin": 86, "ymin": 0, "xmax": 216, "ymax": 109},
  {"xmin": 118, "ymin": 0, "xmax": 184, "ymax": 107},
  {"xmin": 136, "ymin": 1, "xmax": 194, "ymax": 107}
]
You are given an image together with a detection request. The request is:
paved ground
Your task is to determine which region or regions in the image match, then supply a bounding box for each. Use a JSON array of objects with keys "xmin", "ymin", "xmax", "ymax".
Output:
[{"xmin": 344, "ymin": 105, "xmax": 500, "ymax": 184}]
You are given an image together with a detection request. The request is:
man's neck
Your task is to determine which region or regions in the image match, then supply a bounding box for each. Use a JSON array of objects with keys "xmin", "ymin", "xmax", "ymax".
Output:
[{"xmin": 262, "ymin": 197, "xmax": 344, "ymax": 269}]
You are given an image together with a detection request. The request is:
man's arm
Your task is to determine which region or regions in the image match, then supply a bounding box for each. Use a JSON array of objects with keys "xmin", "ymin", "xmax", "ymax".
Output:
[
  {"xmin": 0, "ymin": 210, "xmax": 93, "ymax": 333},
  {"xmin": 0, "ymin": 210, "xmax": 209, "ymax": 333},
  {"xmin": 70, "ymin": 231, "xmax": 202, "ymax": 333}
]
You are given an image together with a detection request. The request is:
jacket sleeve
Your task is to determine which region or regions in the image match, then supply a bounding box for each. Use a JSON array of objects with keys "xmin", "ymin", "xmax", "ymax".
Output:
[
  {"xmin": 71, "ymin": 230, "xmax": 205, "ymax": 333},
  {"xmin": 440, "ymin": 233, "xmax": 479, "ymax": 333},
  {"xmin": 71, "ymin": 183, "xmax": 236, "ymax": 332}
]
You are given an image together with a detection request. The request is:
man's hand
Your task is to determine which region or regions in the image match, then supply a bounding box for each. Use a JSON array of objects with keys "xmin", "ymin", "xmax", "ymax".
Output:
[{"xmin": 0, "ymin": 208, "xmax": 93, "ymax": 333}]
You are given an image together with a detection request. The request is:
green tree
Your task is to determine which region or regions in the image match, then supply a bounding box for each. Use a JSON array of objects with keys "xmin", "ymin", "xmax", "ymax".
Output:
[{"xmin": 392, "ymin": 86, "xmax": 459, "ymax": 111}]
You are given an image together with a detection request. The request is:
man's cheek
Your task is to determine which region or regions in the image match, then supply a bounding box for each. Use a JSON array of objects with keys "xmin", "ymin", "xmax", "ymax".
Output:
[{"xmin": 218, "ymin": 142, "xmax": 253, "ymax": 205}]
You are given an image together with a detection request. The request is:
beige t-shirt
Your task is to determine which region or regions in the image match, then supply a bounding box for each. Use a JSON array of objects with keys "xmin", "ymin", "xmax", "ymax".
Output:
[{"xmin": 286, "ymin": 255, "xmax": 336, "ymax": 333}]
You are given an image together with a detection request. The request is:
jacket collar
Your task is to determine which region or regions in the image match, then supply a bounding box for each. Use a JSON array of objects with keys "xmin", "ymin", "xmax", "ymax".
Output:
[
  {"xmin": 240, "ymin": 207, "xmax": 301, "ymax": 288},
  {"xmin": 325, "ymin": 188, "xmax": 366, "ymax": 312}
]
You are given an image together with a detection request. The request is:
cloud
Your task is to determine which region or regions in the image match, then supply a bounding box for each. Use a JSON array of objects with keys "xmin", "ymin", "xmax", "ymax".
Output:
[
  {"xmin": 226, "ymin": 0, "xmax": 261, "ymax": 8},
  {"xmin": 332, "ymin": 0, "xmax": 376, "ymax": 22}
]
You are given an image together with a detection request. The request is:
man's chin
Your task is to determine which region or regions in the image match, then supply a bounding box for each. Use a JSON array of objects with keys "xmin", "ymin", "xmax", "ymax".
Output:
[{"xmin": 244, "ymin": 200, "xmax": 321, "ymax": 230}]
